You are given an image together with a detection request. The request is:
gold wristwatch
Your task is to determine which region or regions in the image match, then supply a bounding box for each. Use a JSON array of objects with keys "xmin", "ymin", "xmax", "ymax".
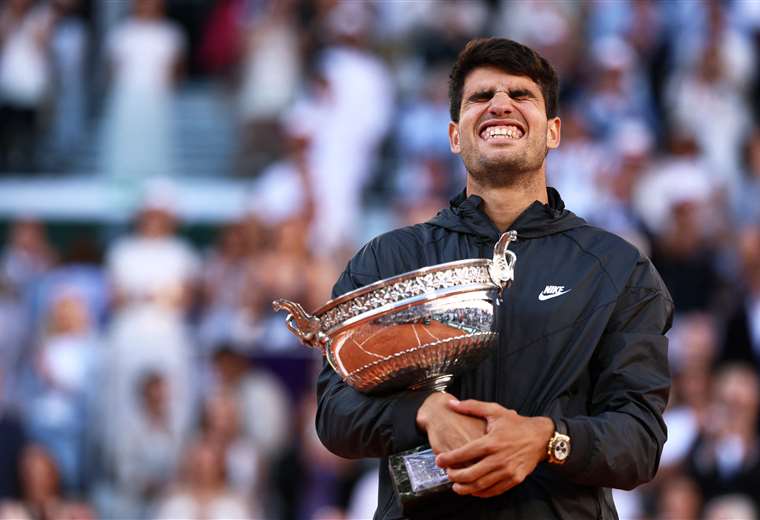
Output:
[{"xmin": 546, "ymin": 419, "xmax": 571, "ymax": 465}]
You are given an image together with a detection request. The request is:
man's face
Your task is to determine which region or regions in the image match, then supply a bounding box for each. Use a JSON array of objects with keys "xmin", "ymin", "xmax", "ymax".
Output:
[{"xmin": 448, "ymin": 67, "xmax": 560, "ymax": 186}]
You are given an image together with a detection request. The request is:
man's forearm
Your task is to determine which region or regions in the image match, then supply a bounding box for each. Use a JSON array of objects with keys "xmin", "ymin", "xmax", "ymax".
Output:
[{"xmin": 315, "ymin": 362, "xmax": 430, "ymax": 458}]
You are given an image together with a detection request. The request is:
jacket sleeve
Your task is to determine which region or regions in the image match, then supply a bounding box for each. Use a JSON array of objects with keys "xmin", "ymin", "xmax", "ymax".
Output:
[
  {"xmin": 314, "ymin": 242, "xmax": 432, "ymax": 459},
  {"xmin": 551, "ymin": 257, "xmax": 673, "ymax": 489}
]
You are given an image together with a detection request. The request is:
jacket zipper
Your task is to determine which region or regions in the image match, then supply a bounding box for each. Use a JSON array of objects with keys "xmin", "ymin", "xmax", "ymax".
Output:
[{"xmin": 496, "ymin": 229, "xmax": 518, "ymax": 405}]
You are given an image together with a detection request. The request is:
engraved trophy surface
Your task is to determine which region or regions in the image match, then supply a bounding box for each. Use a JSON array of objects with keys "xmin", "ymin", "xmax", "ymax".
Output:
[{"xmin": 273, "ymin": 231, "xmax": 517, "ymax": 507}]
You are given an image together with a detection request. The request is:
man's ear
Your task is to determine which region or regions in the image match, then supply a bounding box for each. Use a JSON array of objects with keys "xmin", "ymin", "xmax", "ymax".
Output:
[
  {"xmin": 546, "ymin": 117, "xmax": 561, "ymax": 149},
  {"xmin": 449, "ymin": 121, "xmax": 461, "ymax": 154}
]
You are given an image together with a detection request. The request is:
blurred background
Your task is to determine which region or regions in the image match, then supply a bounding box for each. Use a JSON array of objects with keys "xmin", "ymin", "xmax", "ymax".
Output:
[{"xmin": 1, "ymin": 0, "xmax": 760, "ymax": 518}]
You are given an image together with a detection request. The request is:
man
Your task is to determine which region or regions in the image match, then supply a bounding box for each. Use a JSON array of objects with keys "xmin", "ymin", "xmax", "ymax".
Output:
[{"xmin": 316, "ymin": 38, "xmax": 672, "ymax": 519}]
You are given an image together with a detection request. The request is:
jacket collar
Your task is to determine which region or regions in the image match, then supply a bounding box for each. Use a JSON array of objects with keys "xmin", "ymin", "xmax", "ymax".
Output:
[{"xmin": 429, "ymin": 187, "xmax": 586, "ymax": 242}]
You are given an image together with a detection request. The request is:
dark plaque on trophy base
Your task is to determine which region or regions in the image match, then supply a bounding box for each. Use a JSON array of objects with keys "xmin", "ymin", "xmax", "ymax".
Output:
[{"xmin": 389, "ymin": 445, "xmax": 452, "ymax": 507}]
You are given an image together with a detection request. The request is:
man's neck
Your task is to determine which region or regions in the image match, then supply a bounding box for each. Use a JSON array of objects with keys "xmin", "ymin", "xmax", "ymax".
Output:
[{"xmin": 466, "ymin": 172, "xmax": 548, "ymax": 231}]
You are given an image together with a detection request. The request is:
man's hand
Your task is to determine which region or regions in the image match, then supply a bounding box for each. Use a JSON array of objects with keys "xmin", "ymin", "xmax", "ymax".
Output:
[
  {"xmin": 416, "ymin": 392, "xmax": 487, "ymax": 457},
  {"xmin": 434, "ymin": 399, "xmax": 554, "ymax": 498}
]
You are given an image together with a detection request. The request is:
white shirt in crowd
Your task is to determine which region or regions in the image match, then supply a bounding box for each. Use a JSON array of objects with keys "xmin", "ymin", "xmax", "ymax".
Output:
[
  {"xmin": 107, "ymin": 19, "xmax": 184, "ymax": 95},
  {"xmin": 107, "ymin": 235, "xmax": 199, "ymax": 305}
]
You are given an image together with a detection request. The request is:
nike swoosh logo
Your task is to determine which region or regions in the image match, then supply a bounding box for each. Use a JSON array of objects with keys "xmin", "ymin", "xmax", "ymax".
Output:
[{"xmin": 538, "ymin": 289, "xmax": 572, "ymax": 301}]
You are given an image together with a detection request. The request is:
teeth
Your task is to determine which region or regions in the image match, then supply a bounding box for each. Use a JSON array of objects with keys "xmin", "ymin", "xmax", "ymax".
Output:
[{"xmin": 483, "ymin": 125, "xmax": 523, "ymax": 140}]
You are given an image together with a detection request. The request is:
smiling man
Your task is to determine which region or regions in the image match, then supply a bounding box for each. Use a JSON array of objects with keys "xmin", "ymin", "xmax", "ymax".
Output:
[{"xmin": 316, "ymin": 38, "xmax": 673, "ymax": 519}]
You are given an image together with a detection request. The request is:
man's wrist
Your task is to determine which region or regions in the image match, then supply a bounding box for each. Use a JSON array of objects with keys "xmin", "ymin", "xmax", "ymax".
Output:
[
  {"xmin": 416, "ymin": 391, "xmax": 449, "ymax": 432},
  {"xmin": 533, "ymin": 417, "xmax": 556, "ymax": 461}
]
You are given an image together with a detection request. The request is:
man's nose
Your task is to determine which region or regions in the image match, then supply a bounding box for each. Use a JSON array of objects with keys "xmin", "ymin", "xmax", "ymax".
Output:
[{"xmin": 489, "ymin": 91, "xmax": 514, "ymax": 115}]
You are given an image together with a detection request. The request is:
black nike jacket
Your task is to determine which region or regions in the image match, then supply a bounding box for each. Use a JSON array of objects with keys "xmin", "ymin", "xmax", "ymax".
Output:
[{"xmin": 315, "ymin": 188, "xmax": 673, "ymax": 519}]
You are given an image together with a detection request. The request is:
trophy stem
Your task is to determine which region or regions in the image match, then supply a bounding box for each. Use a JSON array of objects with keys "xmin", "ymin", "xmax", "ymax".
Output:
[{"xmin": 409, "ymin": 374, "xmax": 453, "ymax": 392}]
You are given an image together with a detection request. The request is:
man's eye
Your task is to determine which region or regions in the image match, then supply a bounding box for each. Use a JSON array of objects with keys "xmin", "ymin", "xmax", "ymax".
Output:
[{"xmin": 471, "ymin": 93, "xmax": 492, "ymax": 101}]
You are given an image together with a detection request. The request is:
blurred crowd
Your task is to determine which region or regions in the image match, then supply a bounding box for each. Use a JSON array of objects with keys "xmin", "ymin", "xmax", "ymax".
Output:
[{"xmin": 1, "ymin": 0, "xmax": 760, "ymax": 519}]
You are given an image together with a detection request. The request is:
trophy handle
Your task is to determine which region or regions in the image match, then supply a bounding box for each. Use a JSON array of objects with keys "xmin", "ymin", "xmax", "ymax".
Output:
[
  {"xmin": 489, "ymin": 230, "xmax": 517, "ymax": 293},
  {"xmin": 272, "ymin": 298, "xmax": 325, "ymax": 349}
]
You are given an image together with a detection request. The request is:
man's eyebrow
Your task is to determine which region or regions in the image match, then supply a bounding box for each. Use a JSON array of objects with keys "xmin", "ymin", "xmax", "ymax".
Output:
[
  {"xmin": 509, "ymin": 88, "xmax": 535, "ymax": 97},
  {"xmin": 466, "ymin": 88, "xmax": 495, "ymax": 101},
  {"xmin": 465, "ymin": 86, "xmax": 538, "ymax": 101}
]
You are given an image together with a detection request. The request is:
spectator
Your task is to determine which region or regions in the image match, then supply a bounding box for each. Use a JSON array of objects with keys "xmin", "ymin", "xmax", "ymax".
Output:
[
  {"xmin": 636, "ymin": 136, "xmax": 723, "ymax": 312},
  {"xmin": 0, "ymin": 444, "xmax": 96, "ymax": 520},
  {"xmin": 100, "ymin": 0, "xmax": 185, "ymax": 180},
  {"xmin": 654, "ymin": 473, "xmax": 702, "ymax": 520},
  {"xmin": 581, "ymin": 36, "xmax": 656, "ymax": 140},
  {"xmin": 197, "ymin": 222, "xmax": 253, "ymax": 352},
  {"xmin": 47, "ymin": 0, "xmax": 87, "ymax": 170},
  {"xmin": 0, "ymin": 0, "xmax": 55, "ymax": 173},
  {"xmin": 200, "ymin": 391, "xmax": 262, "ymax": 514},
  {"xmin": 31, "ymin": 236, "xmax": 108, "ymax": 333},
  {"xmin": 22, "ymin": 287, "xmax": 99, "ymax": 494},
  {"xmin": 0, "ymin": 219, "xmax": 56, "ymax": 298},
  {"xmin": 546, "ymin": 105, "xmax": 612, "ymax": 221},
  {"xmin": 254, "ymin": 214, "xmax": 341, "ymax": 351},
  {"xmin": 236, "ymin": 0, "xmax": 303, "ymax": 173},
  {"xmin": 288, "ymin": 0, "xmax": 394, "ymax": 253},
  {"xmin": 394, "ymin": 65, "xmax": 462, "ymax": 203},
  {"xmin": 270, "ymin": 395, "xmax": 358, "ymax": 520},
  {"xmin": 720, "ymin": 225, "xmax": 760, "ymax": 370},
  {"xmin": 494, "ymin": 0, "xmax": 580, "ymax": 79},
  {"xmin": 587, "ymin": 119, "xmax": 654, "ymax": 254},
  {"xmin": 665, "ymin": 34, "xmax": 752, "ymax": 201},
  {"xmin": 102, "ymin": 371, "xmax": 182, "ymax": 520},
  {"xmin": 247, "ymin": 122, "xmax": 314, "ymax": 233},
  {"xmin": 687, "ymin": 363, "xmax": 760, "ymax": 512},
  {"xmin": 106, "ymin": 182, "xmax": 198, "ymax": 309},
  {"xmin": 208, "ymin": 345, "xmax": 290, "ymax": 462},
  {"xmin": 101, "ymin": 181, "xmax": 199, "ymax": 504},
  {"xmin": 662, "ymin": 313, "xmax": 718, "ymax": 469},
  {"xmin": 153, "ymin": 436, "xmax": 251, "ymax": 520},
  {"xmin": 196, "ymin": 0, "xmax": 244, "ymax": 79},
  {"xmin": 0, "ymin": 276, "xmax": 29, "ymax": 404}
]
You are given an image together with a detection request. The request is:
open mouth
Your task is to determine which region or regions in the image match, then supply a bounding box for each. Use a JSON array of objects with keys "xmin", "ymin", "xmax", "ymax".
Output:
[
  {"xmin": 479, "ymin": 123, "xmax": 525, "ymax": 141},
  {"xmin": 478, "ymin": 118, "xmax": 525, "ymax": 142}
]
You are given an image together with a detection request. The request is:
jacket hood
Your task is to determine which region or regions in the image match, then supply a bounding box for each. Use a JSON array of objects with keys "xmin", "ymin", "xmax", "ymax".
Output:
[{"xmin": 428, "ymin": 187, "xmax": 587, "ymax": 242}]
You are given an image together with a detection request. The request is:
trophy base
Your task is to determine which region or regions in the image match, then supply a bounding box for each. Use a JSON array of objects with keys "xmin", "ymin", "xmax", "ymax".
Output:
[{"xmin": 389, "ymin": 445, "xmax": 452, "ymax": 510}]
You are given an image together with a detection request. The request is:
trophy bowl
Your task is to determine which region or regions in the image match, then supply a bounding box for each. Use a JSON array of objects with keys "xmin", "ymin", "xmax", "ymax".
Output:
[{"xmin": 273, "ymin": 231, "xmax": 517, "ymax": 395}]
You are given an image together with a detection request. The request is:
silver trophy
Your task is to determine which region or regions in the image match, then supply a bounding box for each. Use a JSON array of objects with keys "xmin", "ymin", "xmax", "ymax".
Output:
[{"xmin": 273, "ymin": 231, "xmax": 517, "ymax": 506}]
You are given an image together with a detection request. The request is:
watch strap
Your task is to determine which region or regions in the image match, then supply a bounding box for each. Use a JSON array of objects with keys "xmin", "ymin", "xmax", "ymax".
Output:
[{"xmin": 554, "ymin": 418, "xmax": 568, "ymax": 436}]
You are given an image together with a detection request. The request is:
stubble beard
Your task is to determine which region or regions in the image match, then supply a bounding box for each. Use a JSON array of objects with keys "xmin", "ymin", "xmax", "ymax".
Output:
[{"xmin": 462, "ymin": 141, "xmax": 547, "ymax": 189}]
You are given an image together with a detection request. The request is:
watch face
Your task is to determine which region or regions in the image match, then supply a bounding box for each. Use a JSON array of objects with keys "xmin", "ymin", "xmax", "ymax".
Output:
[{"xmin": 553, "ymin": 439, "xmax": 569, "ymax": 461}]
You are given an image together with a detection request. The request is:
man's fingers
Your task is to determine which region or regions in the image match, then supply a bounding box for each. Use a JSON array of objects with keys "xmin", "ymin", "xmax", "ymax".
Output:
[
  {"xmin": 447, "ymin": 398, "xmax": 502, "ymax": 418},
  {"xmin": 450, "ymin": 461, "xmax": 529, "ymax": 497},
  {"xmin": 435, "ymin": 437, "xmax": 489, "ymax": 468},
  {"xmin": 451, "ymin": 468, "xmax": 511, "ymax": 496},
  {"xmin": 446, "ymin": 457, "xmax": 498, "ymax": 484}
]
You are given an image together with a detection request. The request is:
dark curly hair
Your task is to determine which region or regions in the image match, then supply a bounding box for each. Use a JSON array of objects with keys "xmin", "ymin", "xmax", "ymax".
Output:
[{"xmin": 448, "ymin": 38, "xmax": 559, "ymax": 122}]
